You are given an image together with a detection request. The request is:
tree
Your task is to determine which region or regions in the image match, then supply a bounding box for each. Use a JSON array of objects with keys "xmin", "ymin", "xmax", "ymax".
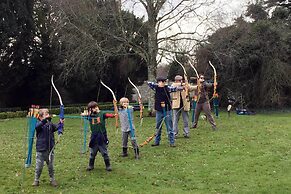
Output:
[
  {"xmin": 49, "ymin": 0, "xmax": 148, "ymax": 102},
  {"xmin": 117, "ymin": 0, "xmax": 221, "ymax": 111},
  {"xmin": 194, "ymin": 3, "xmax": 291, "ymax": 108},
  {"xmin": 0, "ymin": 0, "xmax": 58, "ymax": 107}
]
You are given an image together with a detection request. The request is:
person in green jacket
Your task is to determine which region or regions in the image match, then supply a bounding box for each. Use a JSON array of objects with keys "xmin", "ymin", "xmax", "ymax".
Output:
[{"xmin": 83, "ymin": 101, "xmax": 115, "ymax": 171}]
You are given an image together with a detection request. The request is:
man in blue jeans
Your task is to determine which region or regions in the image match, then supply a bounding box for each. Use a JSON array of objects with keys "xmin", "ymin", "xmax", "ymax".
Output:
[{"xmin": 147, "ymin": 77, "xmax": 183, "ymax": 147}]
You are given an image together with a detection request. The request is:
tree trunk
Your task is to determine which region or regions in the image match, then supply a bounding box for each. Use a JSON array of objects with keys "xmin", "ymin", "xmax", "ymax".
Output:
[{"xmin": 146, "ymin": 19, "xmax": 158, "ymax": 113}]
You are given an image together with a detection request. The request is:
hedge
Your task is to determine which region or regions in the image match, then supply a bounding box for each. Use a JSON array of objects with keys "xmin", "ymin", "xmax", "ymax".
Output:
[{"xmin": 0, "ymin": 104, "xmax": 116, "ymax": 119}]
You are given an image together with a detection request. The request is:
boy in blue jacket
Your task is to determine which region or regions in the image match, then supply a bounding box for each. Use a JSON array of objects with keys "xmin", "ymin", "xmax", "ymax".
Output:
[{"xmin": 32, "ymin": 108, "xmax": 64, "ymax": 187}]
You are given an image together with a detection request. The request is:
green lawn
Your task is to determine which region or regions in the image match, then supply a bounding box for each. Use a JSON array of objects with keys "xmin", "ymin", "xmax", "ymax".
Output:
[{"xmin": 1, "ymin": 111, "xmax": 291, "ymax": 193}]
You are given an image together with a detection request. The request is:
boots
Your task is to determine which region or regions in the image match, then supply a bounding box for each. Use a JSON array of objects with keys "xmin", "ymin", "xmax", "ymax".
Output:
[
  {"xmin": 104, "ymin": 159, "xmax": 112, "ymax": 171},
  {"xmin": 121, "ymin": 147, "xmax": 128, "ymax": 157},
  {"xmin": 32, "ymin": 180, "xmax": 39, "ymax": 186},
  {"xmin": 86, "ymin": 158, "xmax": 95, "ymax": 171},
  {"xmin": 50, "ymin": 180, "xmax": 58, "ymax": 187},
  {"xmin": 134, "ymin": 147, "xmax": 140, "ymax": 159}
]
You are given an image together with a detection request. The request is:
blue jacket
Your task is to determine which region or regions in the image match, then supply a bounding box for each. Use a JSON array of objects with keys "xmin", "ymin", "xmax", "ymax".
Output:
[{"xmin": 35, "ymin": 119, "xmax": 62, "ymax": 152}]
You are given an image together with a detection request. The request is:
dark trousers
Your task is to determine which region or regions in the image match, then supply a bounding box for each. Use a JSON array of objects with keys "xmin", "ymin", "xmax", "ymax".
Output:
[
  {"xmin": 122, "ymin": 131, "xmax": 138, "ymax": 149},
  {"xmin": 192, "ymin": 102, "xmax": 216, "ymax": 129},
  {"xmin": 89, "ymin": 143, "xmax": 109, "ymax": 161}
]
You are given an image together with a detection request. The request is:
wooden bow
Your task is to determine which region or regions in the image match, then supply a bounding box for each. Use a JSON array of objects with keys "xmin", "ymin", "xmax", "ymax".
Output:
[
  {"xmin": 174, "ymin": 56, "xmax": 189, "ymax": 99},
  {"xmin": 208, "ymin": 61, "xmax": 218, "ymax": 98},
  {"xmin": 100, "ymin": 80, "xmax": 118, "ymax": 128},
  {"xmin": 187, "ymin": 57, "xmax": 200, "ymax": 101},
  {"xmin": 208, "ymin": 61, "xmax": 219, "ymax": 117},
  {"xmin": 128, "ymin": 77, "xmax": 143, "ymax": 125}
]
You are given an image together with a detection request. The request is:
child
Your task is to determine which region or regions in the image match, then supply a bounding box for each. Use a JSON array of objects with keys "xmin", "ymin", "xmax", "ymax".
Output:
[
  {"xmin": 84, "ymin": 101, "xmax": 115, "ymax": 171},
  {"xmin": 118, "ymin": 97, "xmax": 140, "ymax": 159},
  {"xmin": 147, "ymin": 77, "xmax": 184, "ymax": 147},
  {"xmin": 32, "ymin": 108, "xmax": 64, "ymax": 187}
]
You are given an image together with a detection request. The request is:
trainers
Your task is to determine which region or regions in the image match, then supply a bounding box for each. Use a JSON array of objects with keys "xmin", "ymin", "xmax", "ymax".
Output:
[
  {"xmin": 50, "ymin": 180, "xmax": 58, "ymax": 187},
  {"xmin": 86, "ymin": 166, "xmax": 94, "ymax": 171},
  {"xmin": 106, "ymin": 166, "xmax": 112, "ymax": 171},
  {"xmin": 151, "ymin": 143, "xmax": 160, "ymax": 147},
  {"xmin": 32, "ymin": 180, "xmax": 39, "ymax": 186},
  {"xmin": 184, "ymin": 134, "xmax": 190, "ymax": 138},
  {"xmin": 170, "ymin": 144, "xmax": 176, "ymax": 147},
  {"xmin": 120, "ymin": 153, "xmax": 128, "ymax": 157}
]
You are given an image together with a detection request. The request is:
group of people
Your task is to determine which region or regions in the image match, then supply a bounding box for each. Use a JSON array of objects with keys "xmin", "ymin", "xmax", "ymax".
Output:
[
  {"xmin": 31, "ymin": 74, "xmax": 217, "ymax": 187},
  {"xmin": 148, "ymin": 74, "xmax": 217, "ymax": 148}
]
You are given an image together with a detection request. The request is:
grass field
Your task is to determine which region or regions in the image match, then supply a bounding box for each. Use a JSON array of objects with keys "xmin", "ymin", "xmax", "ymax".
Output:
[{"xmin": 0, "ymin": 111, "xmax": 291, "ymax": 193}]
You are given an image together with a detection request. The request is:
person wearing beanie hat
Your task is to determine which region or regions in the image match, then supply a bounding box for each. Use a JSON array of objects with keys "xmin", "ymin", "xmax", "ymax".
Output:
[
  {"xmin": 147, "ymin": 77, "xmax": 184, "ymax": 147},
  {"xmin": 171, "ymin": 75, "xmax": 196, "ymax": 138},
  {"xmin": 156, "ymin": 76, "xmax": 167, "ymax": 82}
]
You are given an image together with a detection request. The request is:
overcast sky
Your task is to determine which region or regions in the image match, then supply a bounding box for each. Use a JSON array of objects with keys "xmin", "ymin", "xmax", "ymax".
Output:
[
  {"xmin": 122, "ymin": 0, "xmax": 253, "ymax": 21},
  {"xmin": 122, "ymin": 0, "xmax": 254, "ymax": 65},
  {"xmin": 122, "ymin": 0, "xmax": 253, "ymax": 32}
]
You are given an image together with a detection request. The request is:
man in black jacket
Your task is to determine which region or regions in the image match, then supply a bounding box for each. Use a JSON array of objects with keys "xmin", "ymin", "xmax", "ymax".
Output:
[{"xmin": 147, "ymin": 77, "xmax": 183, "ymax": 147}]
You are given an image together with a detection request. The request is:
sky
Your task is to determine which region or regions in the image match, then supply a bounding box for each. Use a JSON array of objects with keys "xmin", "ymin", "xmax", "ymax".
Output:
[
  {"xmin": 123, "ymin": 0, "xmax": 252, "ymax": 19},
  {"xmin": 122, "ymin": 0, "xmax": 254, "ymax": 65}
]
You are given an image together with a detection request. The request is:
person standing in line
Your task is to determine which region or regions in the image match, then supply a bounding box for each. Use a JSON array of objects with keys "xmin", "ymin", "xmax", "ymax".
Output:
[
  {"xmin": 147, "ymin": 77, "xmax": 184, "ymax": 147},
  {"xmin": 171, "ymin": 75, "xmax": 196, "ymax": 138},
  {"xmin": 118, "ymin": 97, "xmax": 140, "ymax": 159},
  {"xmin": 192, "ymin": 75, "xmax": 217, "ymax": 130}
]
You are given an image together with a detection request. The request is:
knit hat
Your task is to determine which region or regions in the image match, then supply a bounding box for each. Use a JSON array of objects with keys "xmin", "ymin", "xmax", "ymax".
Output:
[
  {"xmin": 156, "ymin": 76, "xmax": 167, "ymax": 82},
  {"xmin": 174, "ymin": 75, "xmax": 183, "ymax": 81}
]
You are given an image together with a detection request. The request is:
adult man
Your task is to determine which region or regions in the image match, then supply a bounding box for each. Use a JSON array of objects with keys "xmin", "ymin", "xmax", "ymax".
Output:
[
  {"xmin": 192, "ymin": 75, "xmax": 217, "ymax": 130},
  {"xmin": 172, "ymin": 75, "xmax": 195, "ymax": 138}
]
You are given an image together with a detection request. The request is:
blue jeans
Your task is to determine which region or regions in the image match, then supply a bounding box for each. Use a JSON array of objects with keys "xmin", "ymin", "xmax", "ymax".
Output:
[{"xmin": 154, "ymin": 110, "xmax": 175, "ymax": 145}]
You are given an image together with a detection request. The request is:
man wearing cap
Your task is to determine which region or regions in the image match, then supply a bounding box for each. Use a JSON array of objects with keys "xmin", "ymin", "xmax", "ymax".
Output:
[
  {"xmin": 171, "ymin": 75, "xmax": 196, "ymax": 138},
  {"xmin": 147, "ymin": 77, "xmax": 184, "ymax": 147}
]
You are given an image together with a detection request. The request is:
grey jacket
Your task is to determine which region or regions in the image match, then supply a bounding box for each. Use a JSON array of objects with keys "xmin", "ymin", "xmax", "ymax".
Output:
[{"xmin": 118, "ymin": 107, "xmax": 135, "ymax": 132}]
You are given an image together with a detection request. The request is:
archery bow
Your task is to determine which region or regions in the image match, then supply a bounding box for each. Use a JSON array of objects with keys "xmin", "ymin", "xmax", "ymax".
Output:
[
  {"xmin": 187, "ymin": 56, "xmax": 200, "ymax": 123},
  {"xmin": 49, "ymin": 75, "xmax": 64, "ymax": 161},
  {"xmin": 208, "ymin": 61, "xmax": 217, "ymax": 98},
  {"xmin": 208, "ymin": 61, "xmax": 219, "ymax": 117},
  {"xmin": 51, "ymin": 75, "xmax": 64, "ymax": 121},
  {"xmin": 100, "ymin": 80, "xmax": 118, "ymax": 129},
  {"xmin": 128, "ymin": 77, "xmax": 143, "ymax": 126},
  {"xmin": 187, "ymin": 56, "xmax": 200, "ymax": 97},
  {"xmin": 174, "ymin": 56, "xmax": 189, "ymax": 99}
]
